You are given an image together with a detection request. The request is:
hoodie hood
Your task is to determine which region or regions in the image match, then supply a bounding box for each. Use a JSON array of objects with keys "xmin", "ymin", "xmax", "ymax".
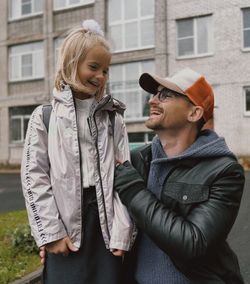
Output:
[{"xmin": 151, "ymin": 129, "xmax": 236, "ymax": 164}]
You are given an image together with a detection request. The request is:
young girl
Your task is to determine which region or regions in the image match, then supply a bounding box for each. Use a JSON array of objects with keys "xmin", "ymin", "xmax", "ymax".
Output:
[{"xmin": 21, "ymin": 20, "xmax": 135, "ymax": 284}]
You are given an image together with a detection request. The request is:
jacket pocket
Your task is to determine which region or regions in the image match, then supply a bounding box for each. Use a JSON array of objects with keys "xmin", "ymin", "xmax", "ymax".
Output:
[{"xmin": 162, "ymin": 182, "xmax": 209, "ymax": 204}]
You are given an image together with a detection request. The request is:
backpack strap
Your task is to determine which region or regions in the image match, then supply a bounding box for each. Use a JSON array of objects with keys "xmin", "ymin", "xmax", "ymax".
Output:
[{"xmin": 42, "ymin": 104, "xmax": 52, "ymax": 133}]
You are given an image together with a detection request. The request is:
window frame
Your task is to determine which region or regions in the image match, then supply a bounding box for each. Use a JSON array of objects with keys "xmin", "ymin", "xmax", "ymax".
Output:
[
  {"xmin": 242, "ymin": 8, "xmax": 250, "ymax": 51},
  {"xmin": 243, "ymin": 87, "xmax": 250, "ymax": 116},
  {"xmin": 8, "ymin": 0, "xmax": 43, "ymax": 21},
  {"xmin": 176, "ymin": 15, "xmax": 214, "ymax": 59},
  {"xmin": 109, "ymin": 60, "xmax": 155, "ymax": 121},
  {"xmin": 9, "ymin": 42, "xmax": 44, "ymax": 82},
  {"xmin": 53, "ymin": 0, "xmax": 94, "ymax": 11},
  {"xmin": 108, "ymin": 0, "xmax": 155, "ymax": 53},
  {"xmin": 10, "ymin": 114, "xmax": 30, "ymax": 143}
]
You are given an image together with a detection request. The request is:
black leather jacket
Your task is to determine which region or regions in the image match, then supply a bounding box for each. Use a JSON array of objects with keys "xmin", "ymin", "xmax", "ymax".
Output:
[{"xmin": 123, "ymin": 144, "xmax": 245, "ymax": 284}]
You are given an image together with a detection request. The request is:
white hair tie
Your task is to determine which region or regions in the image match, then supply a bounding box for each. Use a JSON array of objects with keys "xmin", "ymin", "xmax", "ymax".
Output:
[{"xmin": 81, "ymin": 19, "xmax": 104, "ymax": 37}]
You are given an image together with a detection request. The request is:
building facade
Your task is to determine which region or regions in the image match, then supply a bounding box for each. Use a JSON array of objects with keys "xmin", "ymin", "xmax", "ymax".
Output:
[{"xmin": 0, "ymin": 0, "xmax": 249, "ymax": 164}]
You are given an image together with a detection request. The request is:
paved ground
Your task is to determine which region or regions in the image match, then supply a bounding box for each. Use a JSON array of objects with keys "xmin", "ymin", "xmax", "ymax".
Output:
[
  {"xmin": 228, "ymin": 170, "xmax": 250, "ymax": 282},
  {"xmin": 0, "ymin": 171, "xmax": 250, "ymax": 282},
  {"xmin": 0, "ymin": 173, "xmax": 25, "ymax": 213}
]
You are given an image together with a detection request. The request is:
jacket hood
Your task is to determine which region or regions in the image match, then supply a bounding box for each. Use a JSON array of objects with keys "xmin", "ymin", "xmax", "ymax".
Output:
[
  {"xmin": 53, "ymin": 85, "xmax": 126, "ymax": 115},
  {"xmin": 152, "ymin": 129, "xmax": 236, "ymax": 164}
]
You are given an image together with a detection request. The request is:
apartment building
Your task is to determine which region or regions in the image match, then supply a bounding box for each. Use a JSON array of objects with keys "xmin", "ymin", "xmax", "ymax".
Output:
[{"xmin": 0, "ymin": 0, "xmax": 249, "ymax": 164}]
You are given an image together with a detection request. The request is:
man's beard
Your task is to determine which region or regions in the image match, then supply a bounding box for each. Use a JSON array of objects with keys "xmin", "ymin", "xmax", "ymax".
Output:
[{"xmin": 145, "ymin": 119, "xmax": 165, "ymax": 131}]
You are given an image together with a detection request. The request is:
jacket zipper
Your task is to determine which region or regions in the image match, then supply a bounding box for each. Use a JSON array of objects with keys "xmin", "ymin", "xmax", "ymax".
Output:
[
  {"xmin": 91, "ymin": 100, "xmax": 111, "ymax": 241},
  {"xmin": 73, "ymin": 100, "xmax": 84, "ymax": 247}
]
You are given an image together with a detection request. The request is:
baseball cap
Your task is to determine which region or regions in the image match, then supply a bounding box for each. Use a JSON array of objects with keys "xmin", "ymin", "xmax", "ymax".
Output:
[{"xmin": 139, "ymin": 68, "xmax": 214, "ymax": 122}]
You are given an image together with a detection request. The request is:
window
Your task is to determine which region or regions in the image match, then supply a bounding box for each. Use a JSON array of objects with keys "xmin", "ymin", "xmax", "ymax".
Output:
[
  {"xmin": 9, "ymin": 42, "xmax": 44, "ymax": 81},
  {"xmin": 244, "ymin": 87, "xmax": 250, "ymax": 115},
  {"xmin": 10, "ymin": 105, "xmax": 38, "ymax": 143},
  {"xmin": 128, "ymin": 132, "xmax": 155, "ymax": 150},
  {"xmin": 176, "ymin": 15, "xmax": 213, "ymax": 57},
  {"xmin": 53, "ymin": 0, "xmax": 94, "ymax": 10},
  {"xmin": 54, "ymin": 37, "xmax": 64, "ymax": 69},
  {"xmin": 243, "ymin": 8, "xmax": 250, "ymax": 49},
  {"xmin": 9, "ymin": 0, "xmax": 43, "ymax": 20},
  {"xmin": 109, "ymin": 61, "xmax": 155, "ymax": 119},
  {"xmin": 108, "ymin": 0, "xmax": 154, "ymax": 52}
]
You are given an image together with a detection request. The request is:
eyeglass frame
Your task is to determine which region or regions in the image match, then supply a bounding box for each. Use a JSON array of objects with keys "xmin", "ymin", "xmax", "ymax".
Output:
[{"xmin": 151, "ymin": 87, "xmax": 194, "ymax": 105}]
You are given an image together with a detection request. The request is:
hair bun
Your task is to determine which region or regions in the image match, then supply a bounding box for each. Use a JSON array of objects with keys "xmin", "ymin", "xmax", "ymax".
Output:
[{"xmin": 81, "ymin": 19, "xmax": 104, "ymax": 36}]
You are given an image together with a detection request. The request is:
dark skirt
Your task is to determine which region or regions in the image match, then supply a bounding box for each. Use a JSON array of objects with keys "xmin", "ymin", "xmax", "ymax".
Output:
[{"xmin": 43, "ymin": 188, "xmax": 123, "ymax": 284}]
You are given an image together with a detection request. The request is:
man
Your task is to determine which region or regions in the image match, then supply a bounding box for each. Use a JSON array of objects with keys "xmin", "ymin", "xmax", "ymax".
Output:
[{"xmin": 114, "ymin": 68, "xmax": 245, "ymax": 283}]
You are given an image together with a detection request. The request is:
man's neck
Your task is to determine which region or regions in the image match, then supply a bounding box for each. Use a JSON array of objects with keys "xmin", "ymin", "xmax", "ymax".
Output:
[{"xmin": 157, "ymin": 128, "xmax": 198, "ymax": 158}]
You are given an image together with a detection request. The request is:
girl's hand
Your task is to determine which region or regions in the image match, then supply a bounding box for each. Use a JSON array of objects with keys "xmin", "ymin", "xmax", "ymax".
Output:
[
  {"xmin": 39, "ymin": 246, "xmax": 46, "ymax": 265},
  {"xmin": 111, "ymin": 249, "xmax": 125, "ymax": 257},
  {"xmin": 45, "ymin": 237, "xmax": 78, "ymax": 256},
  {"xmin": 115, "ymin": 160, "xmax": 123, "ymax": 168}
]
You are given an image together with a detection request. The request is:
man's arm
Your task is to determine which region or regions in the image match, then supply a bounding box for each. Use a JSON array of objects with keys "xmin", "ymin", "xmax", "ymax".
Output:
[{"xmin": 114, "ymin": 161, "xmax": 244, "ymax": 261}]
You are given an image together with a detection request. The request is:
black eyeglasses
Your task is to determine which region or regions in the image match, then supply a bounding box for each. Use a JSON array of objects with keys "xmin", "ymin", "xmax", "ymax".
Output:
[{"xmin": 153, "ymin": 88, "xmax": 193, "ymax": 104}]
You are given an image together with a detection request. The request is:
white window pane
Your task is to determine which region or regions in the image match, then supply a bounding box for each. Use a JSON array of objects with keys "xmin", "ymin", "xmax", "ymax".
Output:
[
  {"xmin": 9, "ymin": 0, "xmax": 21, "ymax": 19},
  {"xmin": 9, "ymin": 42, "xmax": 44, "ymax": 80},
  {"xmin": 33, "ymin": 50, "xmax": 44, "ymax": 77},
  {"xmin": 108, "ymin": 0, "xmax": 121, "ymax": 22},
  {"xmin": 11, "ymin": 118, "xmax": 22, "ymax": 141},
  {"xmin": 34, "ymin": 0, "xmax": 43, "ymax": 12},
  {"xmin": 141, "ymin": 60, "xmax": 155, "ymax": 73},
  {"xmin": 197, "ymin": 17, "xmax": 209, "ymax": 54},
  {"xmin": 54, "ymin": 0, "xmax": 66, "ymax": 9},
  {"xmin": 177, "ymin": 19, "xmax": 193, "ymax": 38},
  {"xmin": 243, "ymin": 9, "xmax": 250, "ymax": 28},
  {"xmin": 141, "ymin": 19, "xmax": 154, "ymax": 46},
  {"xmin": 246, "ymin": 89, "xmax": 250, "ymax": 111},
  {"xmin": 125, "ymin": 0, "xmax": 137, "ymax": 20},
  {"xmin": 110, "ymin": 60, "xmax": 155, "ymax": 119},
  {"xmin": 244, "ymin": 30, "xmax": 250, "ymax": 48},
  {"xmin": 141, "ymin": 61, "xmax": 155, "ymax": 116},
  {"xmin": 141, "ymin": 0, "xmax": 154, "ymax": 16},
  {"xmin": 54, "ymin": 37, "xmax": 64, "ymax": 67},
  {"xmin": 125, "ymin": 91, "xmax": 141, "ymax": 118},
  {"xmin": 10, "ymin": 45, "xmax": 26, "ymax": 54},
  {"xmin": 125, "ymin": 63, "xmax": 138, "ymax": 79},
  {"xmin": 110, "ymin": 65, "xmax": 122, "ymax": 83},
  {"xmin": 125, "ymin": 22, "xmax": 138, "ymax": 49},
  {"xmin": 125, "ymin": 62, "xmax": 138, "ymax": 82},
  {"xmin": 109, "ymin": 65, "xmax": 123, "ymax": 92},
  {"xmin": 178, "ymin": 38, "xmax": 194, "ymax": 56},
  {"xmin": 21, "ymin": 0, "xmax": 31, "ymax": 15},
  {"xmin": 9, "ymin": 56, "xmax": 20, "ymax": 80},
  {"xmin": 70, "ymin": 0, "xmax": 80, "ymax": 4},
  {"xmin": 110, "ymin": 25, "xmax": 123, "ymax": 50},
  {"xmin": 21, "ymin": 54, "xmax": 32, "ymax": 77}
]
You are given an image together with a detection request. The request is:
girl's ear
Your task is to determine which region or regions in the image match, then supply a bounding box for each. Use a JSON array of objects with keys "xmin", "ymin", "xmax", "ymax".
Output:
[{"xmin": 187, "ymin": 105, "xmax": 204, "ymax": 123}]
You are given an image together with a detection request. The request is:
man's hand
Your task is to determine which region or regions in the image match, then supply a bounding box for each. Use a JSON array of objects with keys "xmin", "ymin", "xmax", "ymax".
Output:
[
  {"xmin": 40, "ymin": 237, "xmax": 78, "ymax": 264},
  {"xmin": 114, "ymin": 161, "xmax": 145, "ymax": 206}
]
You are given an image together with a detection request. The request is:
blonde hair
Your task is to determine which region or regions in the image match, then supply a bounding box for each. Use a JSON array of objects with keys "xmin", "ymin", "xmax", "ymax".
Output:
[{"xmin": 55, "ymin": 24, "xmax": 111, "ymax": 98}]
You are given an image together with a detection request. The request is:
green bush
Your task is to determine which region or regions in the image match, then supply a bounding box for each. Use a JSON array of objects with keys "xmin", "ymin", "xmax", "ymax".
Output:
[
  {"xmin": 11, "ymin": 224, "xmax": 38, "ymax": 254},
  {"xmin": 0, "ymin": 210, "xmax": 41, "ymax": 284}
]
